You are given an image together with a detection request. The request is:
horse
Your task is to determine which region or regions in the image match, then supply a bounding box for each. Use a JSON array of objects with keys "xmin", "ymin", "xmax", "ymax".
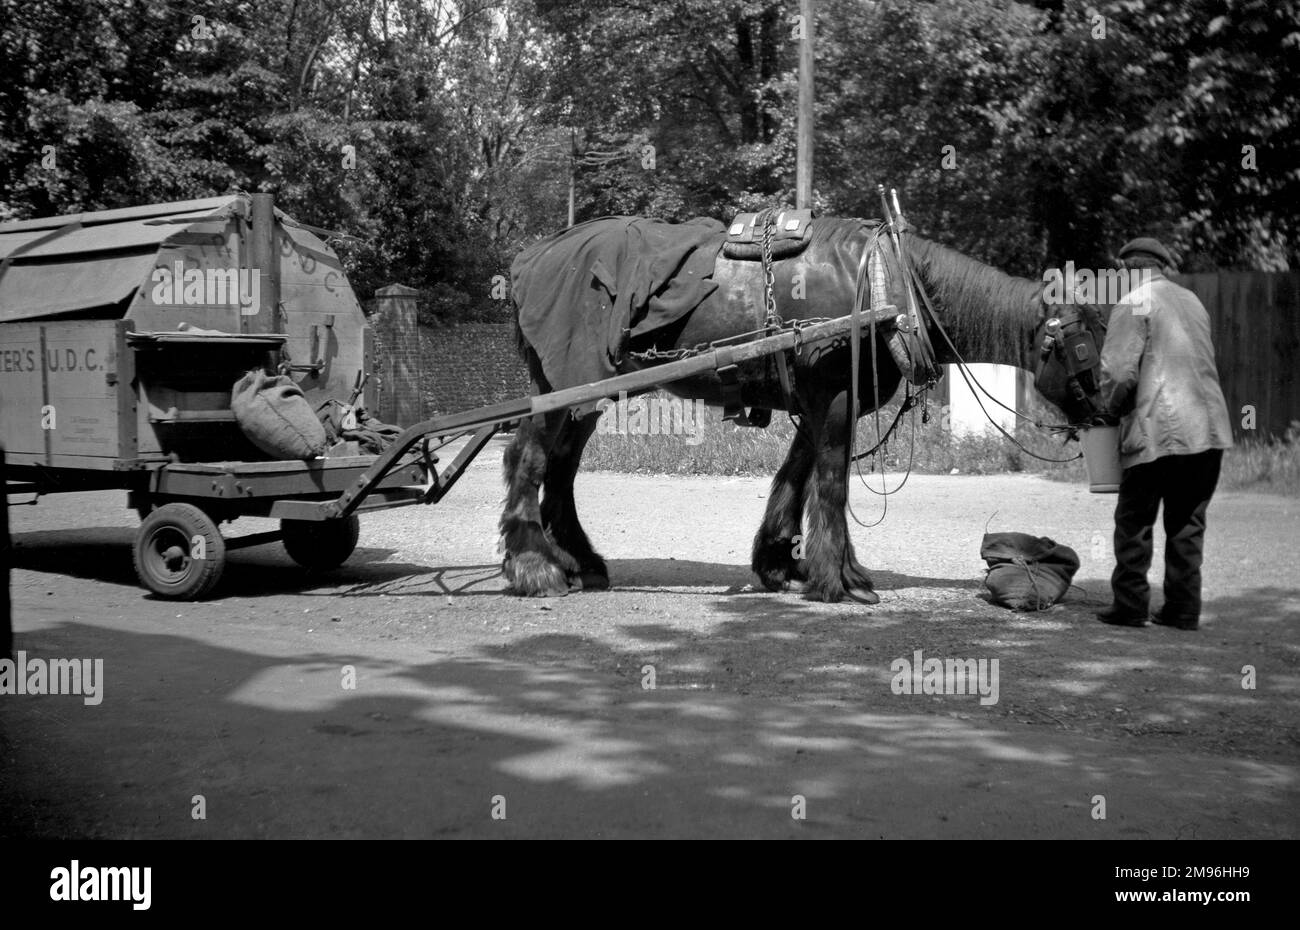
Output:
[{"xmin": 499, "ymin": 214, "xmax": 1101, "ymax": 603}]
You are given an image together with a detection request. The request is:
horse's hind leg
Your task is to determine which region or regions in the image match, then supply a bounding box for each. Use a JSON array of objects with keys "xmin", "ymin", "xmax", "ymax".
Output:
[
  {"xmin": 501, "ymin": 410, "xmax": 579, "ymax": 596},
  {"xmin": 804, "ymin": 390, "xmax": 880, "ymax": 605},
  {"xmin": 541, "ymin": 412, "xmax": 608, "ymax": 590},
  {"xmin": 751, "ymin": 421, "xmax": 817, "ymax": 592}
]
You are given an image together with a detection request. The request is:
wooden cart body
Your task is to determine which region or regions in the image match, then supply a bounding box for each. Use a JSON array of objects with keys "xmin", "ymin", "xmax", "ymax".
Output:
[
  {"xmin": 0, "ymin": 196, "xmax": 428, "ymax": 596},
  {"xmin": 0, "ymin": 194, "xmax": 374, "ymax": 477}
]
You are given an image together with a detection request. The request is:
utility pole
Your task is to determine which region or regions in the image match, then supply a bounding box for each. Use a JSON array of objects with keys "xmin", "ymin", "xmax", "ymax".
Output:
[
  {"xmin": 568, "ymin": 127, "xmax": 577, "ymax": 228},
  {"xmin": 796, "ymin": 0, "xmax": 814, "ymax": 210}
]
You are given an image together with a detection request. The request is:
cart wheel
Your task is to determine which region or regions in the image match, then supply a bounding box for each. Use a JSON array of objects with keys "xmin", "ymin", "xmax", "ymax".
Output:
[
  {"xmin": 133, "ymin": 503, "xmax": 225, "ymax": 600},
  {"xmin": 281, "ymin": 516, "xmax": 361, "ymax": 571}
]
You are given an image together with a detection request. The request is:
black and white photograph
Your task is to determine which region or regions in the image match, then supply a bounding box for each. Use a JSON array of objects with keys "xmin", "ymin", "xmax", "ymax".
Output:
[{"xmin": 0, "ymin": 0, "xmax": 1295, "ymax": 889}]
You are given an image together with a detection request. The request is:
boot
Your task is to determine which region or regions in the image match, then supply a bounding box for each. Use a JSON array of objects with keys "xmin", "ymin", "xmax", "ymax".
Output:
[{"xmin": 1096, "ymin": 606, "xmax": 1149, "ymax": 627}]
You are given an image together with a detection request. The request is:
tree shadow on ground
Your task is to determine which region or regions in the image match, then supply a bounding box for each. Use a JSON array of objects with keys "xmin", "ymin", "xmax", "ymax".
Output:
[
  {"xmin": 2, "ymin": 582, "xmax": 1295, "ymax": 839},
  {"xmin": 7, "ymin": 526, "xmax": 411, "ymax": 595},
  {"xmin": 9, "ymin": 529, "xmax": 980, "ymax": 602}
]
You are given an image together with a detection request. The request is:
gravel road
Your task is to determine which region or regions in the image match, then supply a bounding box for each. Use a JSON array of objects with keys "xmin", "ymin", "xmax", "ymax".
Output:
[{"xmin": 2, "ymin": 436, "xmax": 1297, "ymax": 838}]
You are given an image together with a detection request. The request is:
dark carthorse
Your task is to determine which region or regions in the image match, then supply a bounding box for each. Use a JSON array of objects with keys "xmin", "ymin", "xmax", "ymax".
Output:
[{"xmin": 501, "ymin": 213, "xmax": 1101, "ymax": 603}]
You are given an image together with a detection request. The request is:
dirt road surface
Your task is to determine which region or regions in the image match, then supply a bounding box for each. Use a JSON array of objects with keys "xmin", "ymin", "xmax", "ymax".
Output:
[{"xmin": 2, "ymin": 437, "xmax": 1297, "ymax": 839}]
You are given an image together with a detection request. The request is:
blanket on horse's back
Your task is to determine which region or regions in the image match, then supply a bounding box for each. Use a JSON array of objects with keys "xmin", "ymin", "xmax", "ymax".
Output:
[{"xmin": 511, "ymin": 215, "xmax": 726, "ymax": 391}]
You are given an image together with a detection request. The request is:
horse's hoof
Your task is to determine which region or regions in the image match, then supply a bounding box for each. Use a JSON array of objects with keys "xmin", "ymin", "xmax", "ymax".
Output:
[
  {"xmin": 845, "ymin": 586, "xmax": 880, "ymax": 605},
  {"xmin": 782, "ymin": 578, "xmax": 809, "ymax": 594},
  {"xmin": 801, "ymin": 582, "xmax": 879, "ymax": 604},
  {"xmin": 507, "ymin": 552, "xmax": 570, "ymax": 597},
  {"xmin": 578, "ymin": 569, "xmax": 610, "ymax": 591},
  {"xmin": 754, "ymin": 564, "xmax": 800, "ymax": 592}
]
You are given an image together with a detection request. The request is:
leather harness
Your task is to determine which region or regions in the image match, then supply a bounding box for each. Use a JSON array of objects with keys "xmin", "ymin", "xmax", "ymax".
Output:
[{"xmin": 726, "ymin": 203, "xmax": 943, "ymax": 431}]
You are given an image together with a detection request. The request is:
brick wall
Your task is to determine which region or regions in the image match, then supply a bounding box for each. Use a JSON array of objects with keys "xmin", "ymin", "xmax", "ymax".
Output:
[
  {"xmin": 370, "ymin": 285, "xmax": 425, "ymax": 427},
  {"xmin": 420, "ymin": 322, "xmax": 531, "ymax": 416}
]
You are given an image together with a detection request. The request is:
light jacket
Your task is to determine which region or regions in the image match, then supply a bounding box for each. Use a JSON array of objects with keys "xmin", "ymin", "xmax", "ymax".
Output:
[{"xmin": 1099, "ymin": 273, "xmax": 1234, "ymax": 469}]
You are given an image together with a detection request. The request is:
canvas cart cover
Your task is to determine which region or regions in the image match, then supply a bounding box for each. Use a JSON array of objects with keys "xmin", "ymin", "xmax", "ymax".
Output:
[
  {"xmin": 510, "ymin": 216, "xmax": 725, "ymax": 390},
  {"xmin": 0, "ymin": 198, "xmax": 235, "ymax": 322},
  {"xmin": 0, "ymin": 195, "xmax": 371, "ymax": 423}
]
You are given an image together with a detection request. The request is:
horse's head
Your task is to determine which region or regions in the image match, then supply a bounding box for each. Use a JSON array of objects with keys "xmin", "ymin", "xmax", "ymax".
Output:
[
  {"xmin": 1029, "ymin": 298, "xmax": 1108, "ymax": 427},
  {"xmin": 901, "ymin": 233, "xmax": 1109, "ymax": 427}
]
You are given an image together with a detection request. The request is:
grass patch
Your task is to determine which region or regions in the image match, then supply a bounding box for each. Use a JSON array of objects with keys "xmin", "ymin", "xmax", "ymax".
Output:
[
  {"xmin": 580, "ymin": 392, "xmax": 1300, "ymax": 496},
  {"xmin": 1217, "ymin": 422, "xmax": 1300, "ymax": 495},
  {"xmin": 581, "ymin": 390, "xmax": 1086, "ymax": 479}
]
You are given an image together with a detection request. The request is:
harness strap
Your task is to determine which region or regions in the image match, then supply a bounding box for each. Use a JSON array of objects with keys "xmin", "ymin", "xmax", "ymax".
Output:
[
  {"xmin": 904, "ymin": 253, "xmax": 1083, "ymax": 463},
  {"xmin": 716, "ymin": 347, "xmax": 773, "ymax": 428},
  {"xmin": 849, "ymin": 233, "xmax": 872, "ymax": 453},
  {"xmin": 879, "ymin": 188, "xmax": 942, "ymax": 387}
]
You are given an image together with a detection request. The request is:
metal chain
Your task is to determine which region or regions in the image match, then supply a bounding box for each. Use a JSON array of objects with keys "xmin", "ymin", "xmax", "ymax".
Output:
[
  {"xmin": 627, "ymin": 317, "xmax": 835, "ymax": 363},
  {"xmin": 761, "ymin": 209, "xmax": 778, "ymax": 330},
  {"xmin": 632, "ymin": 208, "xmax": 784, "ymax": 366}
]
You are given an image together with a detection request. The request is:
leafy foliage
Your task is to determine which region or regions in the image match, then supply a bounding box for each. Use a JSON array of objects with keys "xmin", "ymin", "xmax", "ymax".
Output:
[{"xmin": 1, "ymin": 0, "xmax": 1295, "ymax": 317}]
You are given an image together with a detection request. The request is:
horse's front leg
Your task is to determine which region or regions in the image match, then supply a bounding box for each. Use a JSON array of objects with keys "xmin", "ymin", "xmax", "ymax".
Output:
[
  {"xmin": 751, "ymin": 417, "xmax": 817, "ymax": 592},
  {"xmin": 804, "ymin": 390, "xmax": 879, "ymax": 604},
  {"xmin": 500, "ymin": 410, "xmax": 580, "ymax": 596}
]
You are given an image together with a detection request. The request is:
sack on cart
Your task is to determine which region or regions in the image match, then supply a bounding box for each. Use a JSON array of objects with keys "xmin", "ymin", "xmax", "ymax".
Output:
[{"xmin": 231, "ymin": 369, "xmax": 328, "ymax": 460}]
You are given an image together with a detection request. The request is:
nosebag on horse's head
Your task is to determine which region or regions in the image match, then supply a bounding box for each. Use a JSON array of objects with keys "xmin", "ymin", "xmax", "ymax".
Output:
[{"xmin": 498, "ymin": 206, "xmax": 1089, "ymax": 603}]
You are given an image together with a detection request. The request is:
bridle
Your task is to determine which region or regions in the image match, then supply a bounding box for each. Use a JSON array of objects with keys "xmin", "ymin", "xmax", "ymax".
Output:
[
  {"xmin": 1031, "ymin": 301, "xmax": 1107, "ymax": 427},
  {"xmin": 846, "ymin": 199, "xmax": 1103, "ymax": 526},
  {"xmin": 723, "ymin": 197, "xmax": 1108, "ymax": 528}
]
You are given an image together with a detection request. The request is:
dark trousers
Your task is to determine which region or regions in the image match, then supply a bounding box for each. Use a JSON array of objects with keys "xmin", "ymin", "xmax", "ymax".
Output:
[{"xmin": 1112, "ymin": 448, "xmax": 1222, "ymax": 619}]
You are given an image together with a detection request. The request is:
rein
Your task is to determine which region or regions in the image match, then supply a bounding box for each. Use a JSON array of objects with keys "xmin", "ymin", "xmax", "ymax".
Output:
[
  {"xmin": 844, "ymin": 193, "xmax": 1086, "ymax": 528},
  {"xmin": 846, "ymin": 200, "xmax": 925, "ymax": 527},
  {"xmin": 911, "ymin": 262, "xmax": 1084, "ymax": 464},
  {"xmin": 631, "ymin": 201, "xmax": 1089, "ymax": 506}
]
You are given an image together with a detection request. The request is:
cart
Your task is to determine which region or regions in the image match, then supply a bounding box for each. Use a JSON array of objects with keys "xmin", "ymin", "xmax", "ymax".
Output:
[
  {"xmin": 0, "ymin": 194, "xmax": 419, "ymax": 597},
  {"xmin": 1, "ymin": 196, "xmax": 861, "ymax": 599}
]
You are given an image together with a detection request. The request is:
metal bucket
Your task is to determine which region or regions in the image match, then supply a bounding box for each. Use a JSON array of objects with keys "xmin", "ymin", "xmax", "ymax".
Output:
[{"xmin": 1081, "ymin": 426, "xmax": 1121, "ymax": 493}]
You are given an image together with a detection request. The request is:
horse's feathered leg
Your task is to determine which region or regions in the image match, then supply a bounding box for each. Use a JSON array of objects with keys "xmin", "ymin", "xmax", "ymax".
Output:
[
  {"xmin": 751, "ymin": 412, "xmax": 817, "ymax": 592},
  {"xmin": 500, "ymin": 409, "xmax": 579, "ymax": 596},
  {"xmin": 540, "ymin": 412, "xmax": 608, "ymax": 590},
  {"xmin": 803, "ymin": 389, "xmax": 880, "ymax": 604}
]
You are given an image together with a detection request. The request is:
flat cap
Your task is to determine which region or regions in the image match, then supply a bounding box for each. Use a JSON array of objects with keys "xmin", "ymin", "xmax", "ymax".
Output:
[{"xmin": 1118, "ymin": 237, "xmax": 1176, "ymax": 266}]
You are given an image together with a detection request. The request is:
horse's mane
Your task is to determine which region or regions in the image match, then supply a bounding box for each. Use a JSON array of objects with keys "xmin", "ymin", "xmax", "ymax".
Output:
[
  {"xmin": 903, "ymin": 234, "xmax": 1044, "ymax": 368},
  {"xmin": 805, "ymin": 218, "xmax": 1043, "ymax": 367}
]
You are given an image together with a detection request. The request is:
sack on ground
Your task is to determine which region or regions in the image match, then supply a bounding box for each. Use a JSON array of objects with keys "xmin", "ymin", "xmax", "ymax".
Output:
[
  {"xmin": 231, "ymin": 369, "xmax": 328, "ymax": 460},
  {"xmin": 981, "ymin": 531, "xmax": 1080, "ymax": 611}
]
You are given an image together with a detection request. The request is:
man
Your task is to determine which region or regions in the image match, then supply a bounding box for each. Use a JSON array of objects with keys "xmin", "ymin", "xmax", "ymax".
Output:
[{"xmin": 1096, "ymin": 238, "xmax": 1234, "ymax": 631}]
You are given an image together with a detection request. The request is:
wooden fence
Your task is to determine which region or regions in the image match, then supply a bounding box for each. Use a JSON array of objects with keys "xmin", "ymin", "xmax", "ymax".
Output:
[
  {"xmin": 1000, "ymin": 271, "xmax": 1298, "ymax": 442},
  {"xmin": 366, "ymin": 272, "xmax": 1298, "ymax": 441},
  {"xmin": 1177, "ymin": 271, "xmax": 1300, "ymax": 441}
]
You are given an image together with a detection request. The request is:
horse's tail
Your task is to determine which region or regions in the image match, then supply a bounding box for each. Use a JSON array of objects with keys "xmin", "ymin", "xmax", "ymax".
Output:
[{"xmin": 512, "ymin": 311, "xmax": 530, "ymax": 362}]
